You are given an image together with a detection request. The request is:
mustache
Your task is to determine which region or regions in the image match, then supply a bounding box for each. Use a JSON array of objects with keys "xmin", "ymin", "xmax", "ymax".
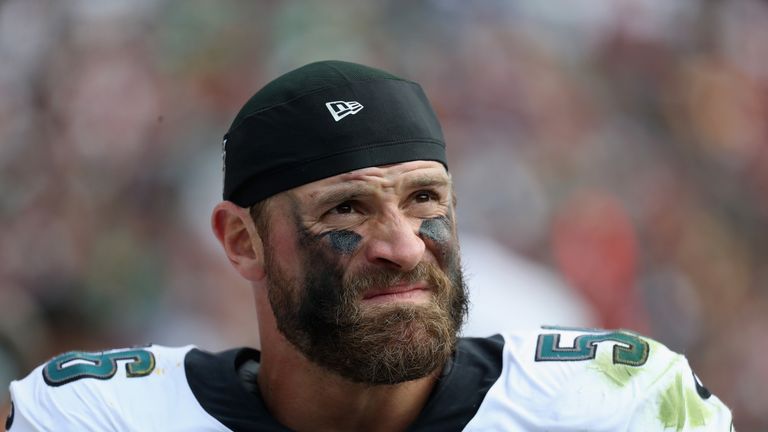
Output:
[{"xmin": 343, "ymin": 262, "xmax": 450, "ymax": 298}]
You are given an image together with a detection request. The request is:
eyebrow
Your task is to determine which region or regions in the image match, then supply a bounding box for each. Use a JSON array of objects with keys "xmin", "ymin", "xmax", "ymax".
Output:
[
  {"xmin": 402, "ymin": 174, "xmax": 452, "ymax": 190},
  {"xmin": 311, "ymin": 184, "xmax": 374, "ymax": 210},
  {"xmin": 310, "ymin": 174, "xmax": 452, "ymax": 211}
]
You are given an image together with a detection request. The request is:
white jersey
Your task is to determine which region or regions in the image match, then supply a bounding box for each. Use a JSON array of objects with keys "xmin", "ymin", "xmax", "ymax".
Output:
[
  {"xmin": 7, "ymin": 345, "xmax": 226, "ymax": 431},
  {"xmin": 7, "ymin": 328, "xmax": 733, "ymax": 431},
  {"xmin": 463, "ymin": 328, "xmax": 733, "ymax": 431}
]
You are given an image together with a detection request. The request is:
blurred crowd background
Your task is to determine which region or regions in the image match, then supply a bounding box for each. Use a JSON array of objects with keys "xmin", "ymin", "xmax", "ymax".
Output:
[{"xmin": 1, "ymin": 0, "xmax": 767, "ymax": 428}]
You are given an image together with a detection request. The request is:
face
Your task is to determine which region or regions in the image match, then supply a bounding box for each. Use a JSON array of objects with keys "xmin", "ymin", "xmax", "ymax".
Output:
[{"xmin": 260, "ymin": 161, "xmax": 468, "ymax": 385}]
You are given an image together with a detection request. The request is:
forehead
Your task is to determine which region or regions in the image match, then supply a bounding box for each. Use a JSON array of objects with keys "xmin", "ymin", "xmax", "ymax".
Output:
[{"xmin": 292, "ymin": 161, "xmax": 449, "ymax": 197}]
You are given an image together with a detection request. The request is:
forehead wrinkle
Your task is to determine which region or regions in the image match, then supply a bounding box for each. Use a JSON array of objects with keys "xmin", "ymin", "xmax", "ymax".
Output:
[
  {"xmin": 311, "ymin": 183, "xmax": 380, "ymax": 210},
  {"xmin": 295, "ymin": 164, "xmax": 452, "ymax": 209},
  {"xmin": 334, "ymin": 169, "xmax": 451, "ymax": 193},
  {"xmin": 402, "ymin": 173, "xmax": 452, "ymax": 190}
]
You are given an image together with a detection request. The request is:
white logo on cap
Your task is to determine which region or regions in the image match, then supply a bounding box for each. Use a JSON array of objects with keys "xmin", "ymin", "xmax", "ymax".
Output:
[{"xmin": 326, "ymin": 101, "xmax": 364, "ymax": 122}]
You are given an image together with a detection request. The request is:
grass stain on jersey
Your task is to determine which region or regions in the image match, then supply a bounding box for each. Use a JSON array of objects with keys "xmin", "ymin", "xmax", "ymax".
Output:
[
  {"xmin": 658, "ymin": 372, "xmax": 710, "ymax": 430},
  {"xmin": 590, "ymin": 350, "xmax": 644, "ymax": 387}
]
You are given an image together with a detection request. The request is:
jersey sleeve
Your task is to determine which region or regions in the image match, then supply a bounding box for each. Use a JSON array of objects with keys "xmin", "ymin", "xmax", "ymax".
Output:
[
  {"xmin": 6, "ymin": 345, "xmax": 203, "ymax": 432},
  {"xmin": 626, "ymin": 342, "xmax": 734, "ymax": 431},
  {"xmin": 7, "ymin": 363, "xmax": 114, "ymax": 431},
  {"xmin": 463, "ymin": 328, "xmax": 734, "ymax": 431},
  {"xmin": 5, "ymin": 401, "xmax": 37, "ymax": 432}
]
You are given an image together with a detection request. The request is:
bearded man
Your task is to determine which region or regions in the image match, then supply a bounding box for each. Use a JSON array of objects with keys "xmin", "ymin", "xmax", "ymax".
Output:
[{"xmin": 7, "ymin": 61, "xmax": 733, "ymax": 431}]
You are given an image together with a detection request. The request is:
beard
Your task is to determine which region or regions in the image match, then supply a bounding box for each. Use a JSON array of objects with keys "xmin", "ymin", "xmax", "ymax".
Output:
[{"xmin": 264, "ymin": 241, "xmax": 469, "ymax": 385}]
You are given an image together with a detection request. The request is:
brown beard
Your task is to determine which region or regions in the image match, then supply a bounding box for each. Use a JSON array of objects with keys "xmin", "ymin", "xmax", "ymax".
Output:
[{"xmin": 264, "ymin": 239, "xmax": 468, "ymax": 385}]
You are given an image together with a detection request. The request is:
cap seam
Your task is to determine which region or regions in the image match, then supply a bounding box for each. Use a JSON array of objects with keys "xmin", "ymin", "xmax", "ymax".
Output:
[{"xmin": 325, "ymin": 62, "xmax": 353, "ymax": 81}]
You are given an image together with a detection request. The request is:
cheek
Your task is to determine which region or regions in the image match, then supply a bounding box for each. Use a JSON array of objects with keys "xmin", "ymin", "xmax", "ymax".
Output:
[
  {"xmin": 266, "ymin": 232, "xmax": 302, "ymax": 269},
  {"xmin": 320, "ymin": 230, "xmax": 363, "ymax": 255}
]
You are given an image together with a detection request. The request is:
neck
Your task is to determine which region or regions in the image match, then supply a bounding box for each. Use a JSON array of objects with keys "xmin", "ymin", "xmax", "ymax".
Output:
[
  {"xmin": 253, "ymin": 290, "xmax": 441, "ymax": 432},
  {"xmin": 259, "ymin": 349, "xmax": 440, "ymax": 432}
]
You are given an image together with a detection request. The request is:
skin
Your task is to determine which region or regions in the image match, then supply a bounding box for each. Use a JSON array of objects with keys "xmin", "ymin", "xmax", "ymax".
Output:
[{"xmin": 211, "ymin": 161, "xmax": 459, "ymax": 432}]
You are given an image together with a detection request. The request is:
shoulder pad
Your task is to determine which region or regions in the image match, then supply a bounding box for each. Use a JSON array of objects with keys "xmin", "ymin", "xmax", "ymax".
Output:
[
  {"xmin": 8, "ymin": 345, "xmax": 195, "ymax": 431},
  {"xmin": 464, "ymin": 328, "xmax": 733, "ymax": 431}
]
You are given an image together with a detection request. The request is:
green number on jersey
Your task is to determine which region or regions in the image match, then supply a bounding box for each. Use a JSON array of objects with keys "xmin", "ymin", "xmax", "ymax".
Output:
[
  {"xmin": 43, "ymin": 348, "xmax": 156, "ymax": 387},
  {"xmin": 535, "ymin": 326, "xmax": 649, "ymax": 366}
]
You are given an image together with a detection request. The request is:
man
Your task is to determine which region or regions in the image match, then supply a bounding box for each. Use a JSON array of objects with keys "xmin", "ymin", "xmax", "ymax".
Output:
[{"xmin": 7, "ymin": 61, "xmax": 733, "ymax": 431}]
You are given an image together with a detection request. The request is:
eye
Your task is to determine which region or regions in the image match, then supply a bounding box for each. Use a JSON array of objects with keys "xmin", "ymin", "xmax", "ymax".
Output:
[
  {"xmin": 413, "ymin": 191, "xmax": 437, "ymax": 203},
  {"xmin": 331, "ymin": 201, "xmax": 355, "ymax": 214}
]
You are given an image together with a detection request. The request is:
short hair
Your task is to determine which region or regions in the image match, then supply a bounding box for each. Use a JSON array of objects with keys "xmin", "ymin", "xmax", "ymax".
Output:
[{"xmin": 248, "ymin": 198, "xmax": 272, "ymax": 241}]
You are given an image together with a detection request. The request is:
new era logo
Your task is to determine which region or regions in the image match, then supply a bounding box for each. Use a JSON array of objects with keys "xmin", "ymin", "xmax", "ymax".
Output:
[{"xmin": 326, "ymin": 100, "xmax": 364, "ymax": 122}]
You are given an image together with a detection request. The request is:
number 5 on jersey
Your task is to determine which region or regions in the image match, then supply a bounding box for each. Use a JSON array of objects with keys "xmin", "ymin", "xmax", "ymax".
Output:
[{"xmin": 535, "ymin": 328, "xmax": 649, "ymax": 366}]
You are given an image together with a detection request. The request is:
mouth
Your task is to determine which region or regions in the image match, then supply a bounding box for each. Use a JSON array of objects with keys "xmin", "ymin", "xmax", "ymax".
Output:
[{"xmin": 361, "ymin": 282, "xmax": 431, "ymax": 305}]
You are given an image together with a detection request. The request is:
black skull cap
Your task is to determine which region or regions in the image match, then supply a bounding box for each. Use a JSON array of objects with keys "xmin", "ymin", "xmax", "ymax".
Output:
[{"xmin": 222, "ymin": 60, "xmax": 447, "ymax": 207}]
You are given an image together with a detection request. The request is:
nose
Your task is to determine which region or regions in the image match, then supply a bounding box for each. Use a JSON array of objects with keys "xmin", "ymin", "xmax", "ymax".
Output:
[{"xmin": 363, "ymin": 211, "xmax": 425, "ymax": 271}]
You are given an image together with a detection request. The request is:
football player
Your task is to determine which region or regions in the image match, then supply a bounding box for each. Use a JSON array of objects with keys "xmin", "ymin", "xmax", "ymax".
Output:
[{"xmin": 7, "ymin": 61, "xmax": 733, "ymax": 431}]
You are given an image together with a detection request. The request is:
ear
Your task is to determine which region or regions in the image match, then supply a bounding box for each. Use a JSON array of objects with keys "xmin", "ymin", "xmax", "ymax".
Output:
[{"xmin": 211, "ymin": 201, "xmax": 266, "ymax": 281}]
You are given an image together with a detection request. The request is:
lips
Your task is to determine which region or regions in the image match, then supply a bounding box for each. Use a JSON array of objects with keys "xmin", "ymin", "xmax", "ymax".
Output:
[{"xmin": 362, "ymin": 282, "xmax": 430, "ymax": 301}]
